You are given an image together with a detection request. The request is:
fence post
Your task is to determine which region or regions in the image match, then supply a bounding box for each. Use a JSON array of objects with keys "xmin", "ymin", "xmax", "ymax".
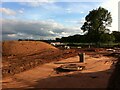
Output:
[{"xmin": 78, "ymin": 53, "xmax": 85, "ymax": 63}]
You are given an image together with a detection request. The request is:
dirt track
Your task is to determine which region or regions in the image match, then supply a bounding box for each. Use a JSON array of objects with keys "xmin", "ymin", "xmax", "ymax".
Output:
[{"xmin": 2, "ymin": 53, "xmax": 117, "ymax": 89}]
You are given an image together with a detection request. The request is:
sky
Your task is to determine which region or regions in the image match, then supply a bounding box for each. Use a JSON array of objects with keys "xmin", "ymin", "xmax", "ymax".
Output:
[{"xmin": 0, "ymin": 0, "xmax": 119, "ymax": 40}]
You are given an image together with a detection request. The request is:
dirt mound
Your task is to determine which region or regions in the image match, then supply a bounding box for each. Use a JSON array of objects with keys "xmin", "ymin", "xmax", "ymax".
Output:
[
  {"xmin": 2, "ymin": 41, "xmax": 81, "ymax": 77},
  {"xmin": 2, "ymin": 41, "xmax": 58, "ymax": 56}
]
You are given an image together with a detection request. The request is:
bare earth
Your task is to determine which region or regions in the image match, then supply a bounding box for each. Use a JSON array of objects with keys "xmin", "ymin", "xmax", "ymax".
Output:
[
  {"xmin": 2, "ymin": 41, "xmax": 58, "ymax": 56},
  {"xmin": 2, "ymin": 54, "xmax": 117, "ymax": 89}
]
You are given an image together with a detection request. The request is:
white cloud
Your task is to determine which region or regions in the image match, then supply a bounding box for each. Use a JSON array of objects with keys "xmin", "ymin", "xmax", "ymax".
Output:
[
  {"xmin": 65, "ymin": 20, "xmax": 78, "ymax": 23},
  {"xmin": 61, "ymin": 32, "xmax": 68, "ymax": 35},
  {"xmin": 0, "ymin": 8, "xmax": 16, "ymax": 15},
  {"xmin": 66, "ymin": 8, "xmax": 72, "ymax": 13},
  {"xmin": 20, "ymin": 0, "xmax": 55, "ymax": 7},
  {"xmin": 49, "ymin": 30, "xmax": 55, "ymax": 34},
  {"xmin": 20, "ymin": 2, "xmax": 99, "ymax": 15},
  {"xmin": 24, "ymin": 2, "xmax": 42, "ymax": 7},
  {"xmin": 2, "ymin": 19, "xmax": 82, "ymax": 40},
  {"xmin": 18, "ymin": 8, "xmax": 24, "ymax": 14},
  {"xmin": 18, "ymin": 10, "xmax": 23, "ymax": 14},
  {"xmin": 64, "ymin": 2, "xmax": 101, "ymax": 15},
  {"xmin": 64, "ymin": 18, "xmax": 85, "ymax": 27},
  {"xmin": 80, "ymin": 11, "xmax": 84, "ymax": 14},
  {"xmin": 7, "ymin": 34, "xmax": 16, "ymax": 37}
]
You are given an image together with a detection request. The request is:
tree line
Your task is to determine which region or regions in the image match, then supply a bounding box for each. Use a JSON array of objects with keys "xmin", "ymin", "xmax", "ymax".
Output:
[{"xmin": 57, "ymin": 31, "xmax": 120, "ymax": 43}]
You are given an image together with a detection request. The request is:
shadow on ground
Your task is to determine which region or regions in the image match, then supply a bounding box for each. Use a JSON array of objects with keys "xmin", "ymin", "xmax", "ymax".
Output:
[
  {"xmin": 23, "ymin": 59, "xmax": 120, "ymax": 89},
  {"xmin": 107, "ymin": 57, "xmax": 120, "ymax": 90}
]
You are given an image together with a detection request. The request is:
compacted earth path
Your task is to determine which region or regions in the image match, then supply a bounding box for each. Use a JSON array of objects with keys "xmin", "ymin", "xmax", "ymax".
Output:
[{"xmin": 2, "ymin": 53, "xmax": 117, "ymax": 89}]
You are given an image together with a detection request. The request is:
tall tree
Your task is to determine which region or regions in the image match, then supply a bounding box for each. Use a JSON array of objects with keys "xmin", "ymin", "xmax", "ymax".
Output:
[{"xmin": 81, "ymin": 7, "xmax": 112, "ymax": 43}]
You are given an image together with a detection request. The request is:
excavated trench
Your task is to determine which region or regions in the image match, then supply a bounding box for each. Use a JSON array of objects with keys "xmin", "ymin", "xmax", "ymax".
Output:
[{"xmin": 54, "ymin": 64, "xmax": 85, "ymax": 73}]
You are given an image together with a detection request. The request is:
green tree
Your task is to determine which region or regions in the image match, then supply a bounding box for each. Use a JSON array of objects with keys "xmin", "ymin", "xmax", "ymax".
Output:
[
  {"xmin": 112, "ymin": 31, "xmax": 120, "ymax": 42},
  {"xmin": 81, "ymin": 7, "xmax": 112, "ymax": 43},
  {"xmin": 100, "ymin": 33, "xmax": 115, "ymax": 43}
]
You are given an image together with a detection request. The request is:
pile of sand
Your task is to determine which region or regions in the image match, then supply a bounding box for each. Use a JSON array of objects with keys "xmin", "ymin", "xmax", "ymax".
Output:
[{"xmin": 2, "ymin": 41, "xmax": 58, "ymax": 56}]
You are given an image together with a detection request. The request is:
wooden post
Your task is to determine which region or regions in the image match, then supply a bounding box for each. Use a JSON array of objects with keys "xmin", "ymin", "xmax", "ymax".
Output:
[{"xmin": 78, "ymin": 53, "xmax": 85, "ymax": 63}]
